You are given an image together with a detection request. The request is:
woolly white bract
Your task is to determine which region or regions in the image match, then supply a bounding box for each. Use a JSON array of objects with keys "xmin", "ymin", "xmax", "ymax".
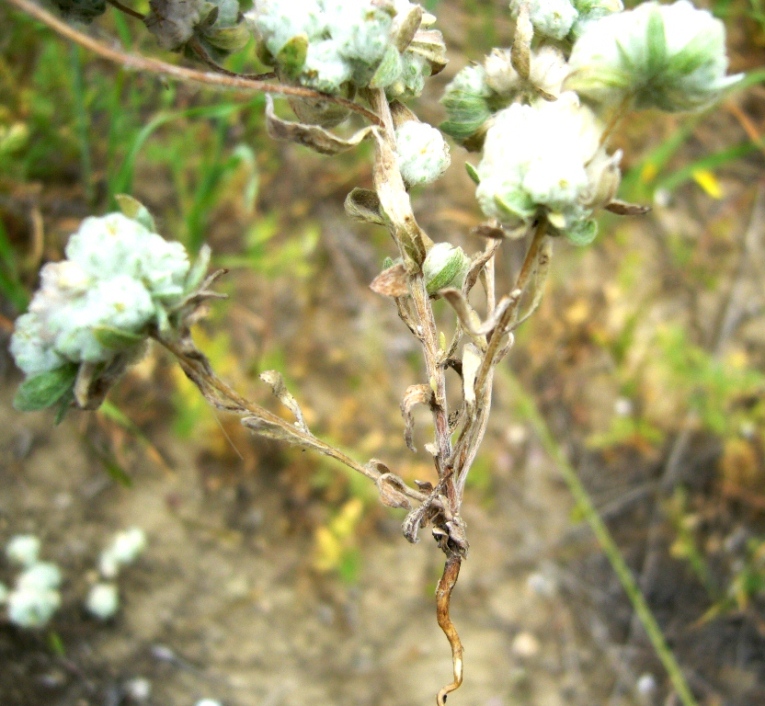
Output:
[
  {"xmin": 10, "ymin": 213, "xmax": 191, "ymax": 378},
  {"xmin": 395, "ymin": 121, "xmax": 451, "ymax": 187},
  {"xmin": 567, "ymin": 0, "xmax": 742, "ymax": 111},
  {"xmin": 475, "ymin": 93, "xmax": 617, "ymax": 241}
]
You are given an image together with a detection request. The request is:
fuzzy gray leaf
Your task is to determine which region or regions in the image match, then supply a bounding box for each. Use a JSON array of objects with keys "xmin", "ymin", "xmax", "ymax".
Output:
[{"xmin": 344, "ymin": 188, "xmax": 385, "ymax": 225}]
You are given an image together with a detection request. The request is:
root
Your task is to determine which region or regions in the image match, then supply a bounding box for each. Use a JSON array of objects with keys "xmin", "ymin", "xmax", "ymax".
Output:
[{"xmin": 435, "ymin": 556, "xmax": 463, "ymax": 705}]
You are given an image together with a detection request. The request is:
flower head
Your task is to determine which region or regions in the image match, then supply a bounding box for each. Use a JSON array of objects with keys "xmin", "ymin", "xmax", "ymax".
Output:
[
  {"xmin": 395, "ymin": 121, "xmax": 451, "ymax": 186},
  {"xmin": 567, "ymin": 0, "xmax": 742, "ymax": 112},
  {"xmin": 475, "ymin": 92, "xmax": 618, "ymax": 243}
]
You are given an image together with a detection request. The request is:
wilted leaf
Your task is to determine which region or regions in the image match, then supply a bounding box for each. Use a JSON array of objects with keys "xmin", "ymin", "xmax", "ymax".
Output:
[
  {"xmin": 400, "ymin": 383, "xmax": 434, "ymax": 452},
  {"xmin": 461, "ymin": 343, "xmax": 482, "ymax": 411},
  {"xmin": 371, "ymin": 129, "xmax": 429, "ymax": 268},
  {"xmin": 265, "ymin": 96, "xmax": 373, "ymax": 155},
  {"xmin": 605, "ymin": 200, "xmax": 651, "ymax": 216},
  {"xmin": 376, "ymin": 471, "xmax": 412, "ymax": 510}
]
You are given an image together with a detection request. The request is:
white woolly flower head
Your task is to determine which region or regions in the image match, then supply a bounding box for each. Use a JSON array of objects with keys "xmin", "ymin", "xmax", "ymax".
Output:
[
  {"xmin": 99, "ymin": 527, "xmax": 147, "ymax": 579},
  {"xmin": 567, "ymin": 0, "xmax": 742, "ymax": 112},
  {"xmin": 7, "ymin": 585, "xmax": 61, "ymax": 628},
  {"xmin": 475, "ymin": 93, "xmax": 616, "ymax": 243},
  {"xmin": 85, "ymin": 582, "xmax": 120, "ymax": 620},
  {"xmin": 395, "ymin": 121, "xmax": 451, "ymax": 187}
]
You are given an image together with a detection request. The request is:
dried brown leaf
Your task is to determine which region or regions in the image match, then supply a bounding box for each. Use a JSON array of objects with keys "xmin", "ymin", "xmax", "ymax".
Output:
[{"xmin": 370, "ymin": 261, "xmax": 409, "ymax": 298}]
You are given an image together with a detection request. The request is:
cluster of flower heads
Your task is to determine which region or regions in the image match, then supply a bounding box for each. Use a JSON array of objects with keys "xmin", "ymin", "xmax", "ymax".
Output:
[
  {"xmin": 1, "ymin": 535, "xmax": 62, "ymax": 628},
  {"xmin": 12, "ymin": 212, "xmax": 189, "ymax": 377},
  {"xmin": 441, "ymin": 0, "xmax": 741, "ymax": 244},
  {"xmin": 246, "ymin": 0, "xmax": 445, "ymax": 100},
  {"xmin": 0, "ymin": 529, "xmax": 147, "ymax": 628},
  {"xmin": 10, "ymin": 208, "xmax": 203, "ymax": 413}
]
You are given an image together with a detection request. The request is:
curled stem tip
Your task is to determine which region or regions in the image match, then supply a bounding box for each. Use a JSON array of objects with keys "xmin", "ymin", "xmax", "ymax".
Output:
[{"xmin": 436, "ymin": 556, "xmax": 464, "ymax": 706}]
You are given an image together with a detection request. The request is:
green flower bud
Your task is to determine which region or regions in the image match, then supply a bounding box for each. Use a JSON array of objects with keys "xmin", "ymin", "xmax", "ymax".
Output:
[
  {"xmin": 423, "ymin": 242, "xmax": 471, "ymax": 295},
  {"xmin": 440, "ymin": 65, "xmax": 493, "ymax": 143}
]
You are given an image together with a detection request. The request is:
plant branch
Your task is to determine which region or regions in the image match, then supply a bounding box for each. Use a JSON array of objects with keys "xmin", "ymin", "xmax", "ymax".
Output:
[
  {"xmin": 157, "ymin": 334, "xmax": 428, "ymax": 504},
  {"xmin": 7, "ymin": 0, "xmax": 383, "ymax": 126}
]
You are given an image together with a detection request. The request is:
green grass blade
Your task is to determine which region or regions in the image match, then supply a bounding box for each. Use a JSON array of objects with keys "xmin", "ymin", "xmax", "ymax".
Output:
[{"xmin": 500, "ymin": 369, "xmax": 699, "ymax": 706}]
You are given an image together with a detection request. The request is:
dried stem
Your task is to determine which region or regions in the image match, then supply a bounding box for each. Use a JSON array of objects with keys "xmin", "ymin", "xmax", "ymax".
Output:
[
  {"xmin": 436, "ymin": 556, "xmax": 464, "ymax": 706},
  {"xmin": 187, "ymin": 37, "xmax": 276, "ymax": 81},
  {"xmin": 7, "ymin": 0, "xmax": 383, "ymax": 126}
]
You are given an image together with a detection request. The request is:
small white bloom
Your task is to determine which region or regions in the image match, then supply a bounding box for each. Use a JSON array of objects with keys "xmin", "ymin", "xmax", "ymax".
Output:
[
  {"xmin": 511, "ymin": 0, "xmax": 578, "ymax": 41},
  {"xmin": 5, "ymin": 535, "xmax": 42, "ymax": 568},
  {"xmin": 85, "ymin": 582, "xmax": 120, "ymax": 620},
  {"xmin": 195, "ymin": 700, "xmax": 223, "ymax": 706},
  {"xmin": 17, "ymin": 562, "xmax": 62, "ymax": 592},
  {"xmin": 99, "ymin": 527, "xmax": 147, "ymax": 579},
  {"xmin": 395, "ymin": 121, "xmax": 451, "ymax": 186},
  {"xmin": 7, "ymin": 587, "xmax": 61, "ymax": 628},
  {"xmin": 327, "ymin": 1, "xmax": 392, "ymax": 68},
  {"xmin": 568, "ymin": 0, "xmax": 742, "ymax": 111}
]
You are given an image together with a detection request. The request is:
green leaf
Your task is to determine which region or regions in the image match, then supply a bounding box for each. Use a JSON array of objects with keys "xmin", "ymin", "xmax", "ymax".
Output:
[
  {"xmin": 114, "ymin": 194, "xmax": 156, "ymax": 231},
  {"xmin": 93, "ymin": 326, "xmax": 146, "ymax": 350},
  {"xmin": 277, "ymin": 34, "xmax": 309, "ymax": 79},
  {"xmin": 13, "ymin": 365, "xmax": 78, "ymax": 412},
  {"xmin": 565, "ymin": 218, "xmax": 598, "ymax": 246},
  {"xmin": 465, "ymin": 162, "xmax": 480, "ymax": 185}
]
